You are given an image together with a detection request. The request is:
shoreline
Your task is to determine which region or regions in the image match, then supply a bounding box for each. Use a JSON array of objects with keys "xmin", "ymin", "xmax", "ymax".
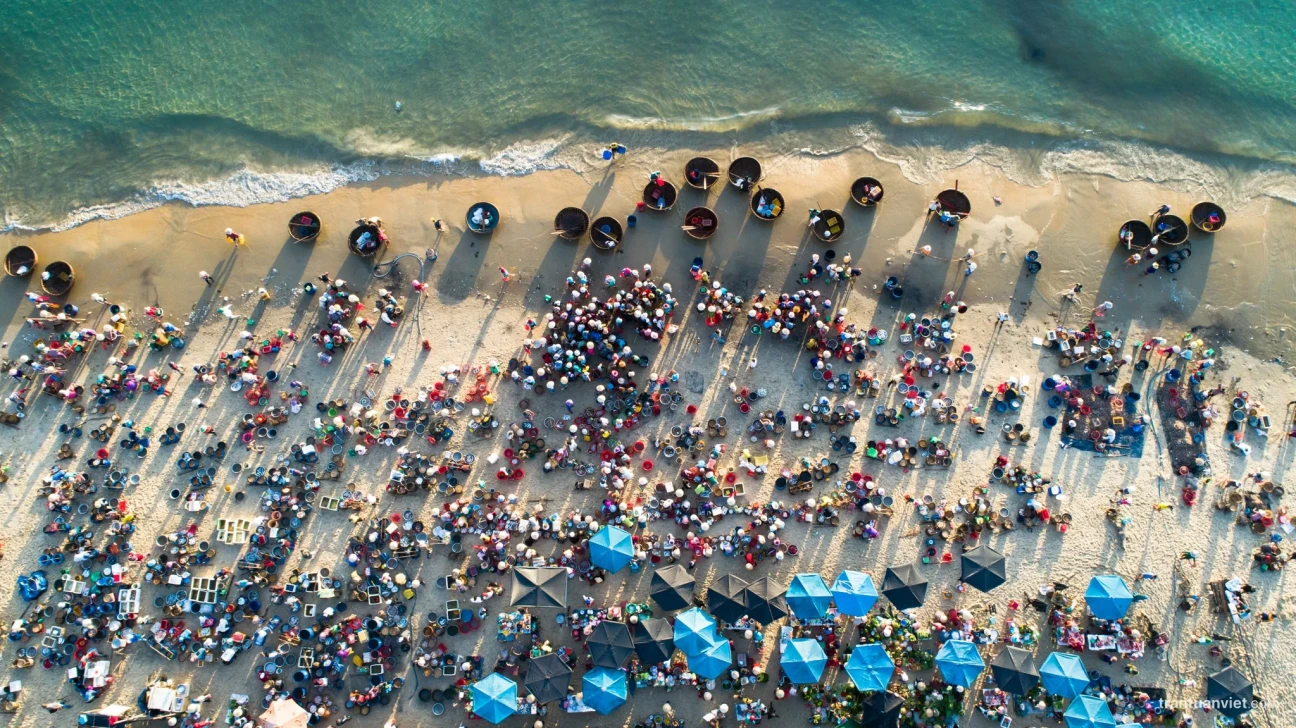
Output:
[{"xmin": 6, "ymin": 121, "xmax": 1296, "ymax": 235}]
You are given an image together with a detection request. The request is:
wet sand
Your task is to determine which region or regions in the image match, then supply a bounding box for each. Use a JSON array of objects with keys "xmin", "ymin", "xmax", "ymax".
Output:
[{"xmin": 0, "ymin": 149, "xmax": 1293, "ymax": 728}]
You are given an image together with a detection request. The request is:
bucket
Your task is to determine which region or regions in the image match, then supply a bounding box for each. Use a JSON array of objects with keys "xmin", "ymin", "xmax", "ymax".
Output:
[
  {"xmin": 1043, "ymin": 416, "xmax": 1058, "ymax": 428},
  {"xmin": 1167, "ymin": 369, "xmax": 1182, "ymax": 382}
]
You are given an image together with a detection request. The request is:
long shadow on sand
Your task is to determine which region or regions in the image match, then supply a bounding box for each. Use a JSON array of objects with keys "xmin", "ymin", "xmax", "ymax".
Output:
[{"xmin": 436, "ymin": 230, "xmax": 491, "ymax": 304}]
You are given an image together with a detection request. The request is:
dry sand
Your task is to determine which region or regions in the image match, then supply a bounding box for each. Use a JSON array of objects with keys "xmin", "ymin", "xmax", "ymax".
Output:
[{"xmin": 0, "ymin": 148, "xmax": 1293, "ymax": 728}]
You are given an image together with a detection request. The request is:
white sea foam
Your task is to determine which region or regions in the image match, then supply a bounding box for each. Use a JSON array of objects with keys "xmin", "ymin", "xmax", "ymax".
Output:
[
  {"xmin": 411, "ymin": 152, "xmax": 466, "ymax": 165},
  {"xmin": 0, "ymin": 165, "xmax": 384, "ymax": 233},
  {"xmin": 478, "ymin": 137, "xmax": 579, "ymax": 176}
]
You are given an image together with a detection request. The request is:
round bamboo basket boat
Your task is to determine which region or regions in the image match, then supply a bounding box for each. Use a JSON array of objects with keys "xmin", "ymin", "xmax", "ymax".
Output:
[
  {"xmin": 589, "ymin": 217, "xmax": 623, "ymax": 251},
  {"xmin": 4, "ymin": 246, "xmax": 37, "ymax": 278},
  {"xmin": 684, "ymin": 157, "xmax": 721, "ymax": 190},
  {"xmin": 642, "ymin": 179, "xmax": 678, "ymax": 211},
  {"xmin": 288, "ymin": 211, "xmax": 322, "ymax": 242},
  {"xmin": 683, "ymin": 207, "xmax": 719, "ymax": 240},
  {"xmin": 850, "ymin": 177, "xmax": 885, "ymax": 206},
  {"xmin": 750, "ymin": 188, "xmax": 784, "ymax": 221},
  {"xmin": 41, "ymin": 261, "xmax": 75, "ymax": 296},
  {"xmin": 554, "ymin": 207, "xmax": 590, "ymax": 240}
]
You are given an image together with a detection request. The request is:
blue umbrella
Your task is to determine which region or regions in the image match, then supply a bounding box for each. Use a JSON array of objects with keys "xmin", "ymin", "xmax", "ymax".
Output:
[
  {"xmin": 673, "ymin": 607, "xmax": 718, "ymax": 655},
  {"xmin": 786, "ymin": 574, "xmax": 833, "ymax": 620},
  {"xmin": 470, "ymin": 673, "xmax": 518, "ymax": 724},
  {"xmin": 1085, "ymin": 575, "xmax": 1133, "ymax": 621},
  {"xmin": 934, "ymin": 639, "xmax": 984, "ymax": 688},
  {"xmin": 1040, "ymin": 652, "xmax": 1090, "ymax": 700},
  {"xmin": 689, "ymin": 631, "xmax": 732, "ymax": 680},
  {"xmin": 582, "ymin": 667, "xmax": 628, "ymax": 715},
  {"xmin": 589, "ymin": 525, "xmax": 634, "ymax": 573},
  {"xmin": 781, "ymin": 638, "xmax": 827, "ymax": 684},
  {"xmin": 832, "ymin": 570, "xmax": 879, "ymax": 616},
  {"xmin": 844, "ymin": 643, "xmax": 895, "ymax": 692},
  {"xmin": 1064, "ymin": 695, "xmax": 1117, "ymax": 728}
]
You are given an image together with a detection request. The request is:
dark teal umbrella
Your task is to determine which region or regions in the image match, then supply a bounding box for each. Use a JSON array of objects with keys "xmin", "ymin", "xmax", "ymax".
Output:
[
  {"xmin": 650, "ymin": 564, "xmax": 694, "ymax": 611},
  {"xmin": 587, "ymin": 620, "xmax": 635, "ymax": 668},
  {"xmin": 511, "ymin": 566, "xmax": 567, "ymax": 608},
  {"xmin": 881, "ymin": 564, "xmax": 928, "ymax": 610},
  {"xmin": 523, "ymin": 653, "xmax": 571, "ymax": 704},
  {"xmin": 632, "ymin": 617, "xmax": 675, "ymax": 664},
  {"xmin": 990, "ymin": 646, "xmax": 1039, "ymax": 695},
  {"xmin": 960, "ymin": 544, "xmax": 1006, "ymax": 593},
  {"xmin": 1206, "ymin": 666, "xmax": 1254, "ymax": 718},
  {"xmin": 855, "ymin": 691, "xmax": 903, "ymax": 728},
  {"xmin": 707, "ymin": 574, "xmax": 748, "ymax": 623},
  {"xmin": 741, "ymin": 576, "xmax": 787, "ymax": 625}
]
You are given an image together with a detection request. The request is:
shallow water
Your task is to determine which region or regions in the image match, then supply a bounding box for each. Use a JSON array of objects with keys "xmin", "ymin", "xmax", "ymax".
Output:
[{"xmin": 2, "ymin": 0, "xmax": 1296, "ymax": 227}]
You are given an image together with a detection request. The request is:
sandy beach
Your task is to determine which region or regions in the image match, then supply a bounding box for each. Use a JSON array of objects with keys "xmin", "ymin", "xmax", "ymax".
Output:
[{"xmin": 0, "ymin": 147, "xmax": 1292, "ymax": 728}]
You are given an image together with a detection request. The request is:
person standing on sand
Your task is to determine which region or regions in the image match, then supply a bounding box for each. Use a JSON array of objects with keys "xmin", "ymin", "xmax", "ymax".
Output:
[
  {"xmin": 224, "ymin": 227, "xmax": 244, "ymax": 246},
  {"xmin": 499, "ymin": 267, "xmax": 511, "ymax": 282},
  {"xmin": 200, "ymin": 271, "xmax": 213, "ymax": 286}
]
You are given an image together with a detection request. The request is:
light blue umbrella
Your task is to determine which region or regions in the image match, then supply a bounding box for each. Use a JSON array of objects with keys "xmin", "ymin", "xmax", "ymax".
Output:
[
  {"xmin": 470, "ymin": 673, "xmax": 518, "ymax": 724},
  {"xmin": 689, "ymin": 631, "xmax": 732, "ymax": 680},
  {"xmin": 589, "ymin": 525, "xmax": 634, "ymax": 573},
  {"xmin": 1085, "ymin": 575, "xmax": 1133, "ymax": 621},
  {"xmin": 786, "ymin": 573, "xmax": 833, "ymax": 620},
  {"xmin": 934, "ymin": 639, "xmax": 984, "ymax": 688},
  {"xmin": 832, "ymin": 570, "xmax": 879, "ymax": 616},
  {"xmin": 1064, "ymin": 695, "xmax": 1117, "ymax": 728},
  {"xmin": 844, "ymin": 643, "xmax": 895, "ymax": 692},
  {"xmin": 673, "ymin": 607, "xmax": 718, "ymax": 655},
  {"xmin": 1040, "ymin": 652, "xmax": 1091, "ymax": 700},
  {"xmin": 782, "ymin": 638, "xmax": 828, "ymax": 684},
  {"xmin": 582, "ymin": 667, "xmax": 628, "ymax": 715}
]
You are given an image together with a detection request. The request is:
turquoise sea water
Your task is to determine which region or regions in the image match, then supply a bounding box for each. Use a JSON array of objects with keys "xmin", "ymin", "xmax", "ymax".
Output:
[{"xmin": 2, "ymin": 0, "xmax": 1295, "ymax": 228}]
